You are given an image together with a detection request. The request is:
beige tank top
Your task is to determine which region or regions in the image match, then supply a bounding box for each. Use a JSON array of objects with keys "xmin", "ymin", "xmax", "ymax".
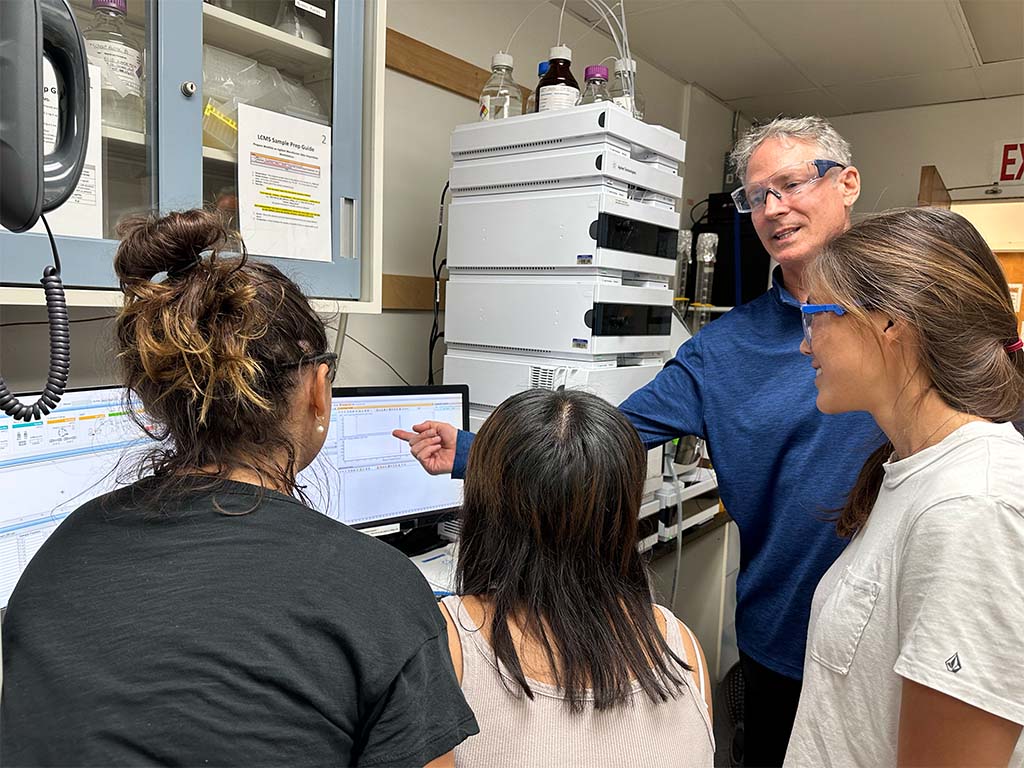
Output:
[{"xmin": 441, "ymin": 596, "xmax": 715, "ymax": 767}]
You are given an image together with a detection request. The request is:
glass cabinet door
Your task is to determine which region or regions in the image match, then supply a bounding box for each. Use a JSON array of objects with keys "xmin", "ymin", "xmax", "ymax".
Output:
[
  {"xmin": 0, "ymin": 0, "xmax": 366, "ymax": 300},
  {"xmin": 0, "ymin": 0, "xmax": 158, "ymax": 288},
  {"xmin": 200, "ymin": 0, "xmax": 363, "ymax": 299},
  {"xmin": 75, "ymin": 0, "xmax": 152, "ymax": 238}
]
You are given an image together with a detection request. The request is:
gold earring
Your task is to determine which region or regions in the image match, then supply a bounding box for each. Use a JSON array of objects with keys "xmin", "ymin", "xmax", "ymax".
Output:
[{"xmin": 315, "ymin": 415, "xmax": 325, "ymax": 434}]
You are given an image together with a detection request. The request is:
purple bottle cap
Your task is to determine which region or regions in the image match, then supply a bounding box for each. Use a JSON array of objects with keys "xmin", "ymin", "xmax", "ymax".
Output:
[
  {"xmin": 584, "ymin": 65, "xmax": 609, "ymax": 81},
  {"xmin": 93, "ymin": 0, "xmax": 127, "ymax": 13}
]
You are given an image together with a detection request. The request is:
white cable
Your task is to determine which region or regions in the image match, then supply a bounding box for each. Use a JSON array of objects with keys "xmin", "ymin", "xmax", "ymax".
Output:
[
  {"xmin": 557, "ymin": 0, "xmax": 568, "ymax": 44},
  {"xmin": 504, "ymin": 0, "xmax": 551, "ymax": 54},
  {"xmin": 584, "ymin": 0, "xmax": 633, "ymax": 108},
  {"xmin": 568, "ymin": 2, "xmax": 621, "ymax": 46},
  {"xmin": 581, "ymin": 0, "xmax": 625, "ymax": 64},
  {"xmin": 621, "ymin": 0, "xmax": 635, "ymax": 107},
  {"xmin": 608, "ymin": 0, "xmax": 635, "ymax": 109}
]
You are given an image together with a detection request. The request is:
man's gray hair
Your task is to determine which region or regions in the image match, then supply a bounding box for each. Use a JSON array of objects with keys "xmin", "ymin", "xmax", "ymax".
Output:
[{"xmin": 730, "ymin": 116, "xmax": 852, "ymax": 182}]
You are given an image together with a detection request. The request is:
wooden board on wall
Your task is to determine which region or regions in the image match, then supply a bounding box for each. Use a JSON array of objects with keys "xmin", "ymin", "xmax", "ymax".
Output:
[
  {"xmin": 385, "ymin": 28, "xmax": 532, "ymax": 106},
  {"xmin": 382, "ymin": 274, "xmax": 446, "ymax": 311}
]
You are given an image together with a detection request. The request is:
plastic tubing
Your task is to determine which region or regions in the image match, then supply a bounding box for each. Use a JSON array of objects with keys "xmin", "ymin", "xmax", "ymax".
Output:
[{"xmin": 504, "ymin": 0, "xmax": 551, "ymax": 54}]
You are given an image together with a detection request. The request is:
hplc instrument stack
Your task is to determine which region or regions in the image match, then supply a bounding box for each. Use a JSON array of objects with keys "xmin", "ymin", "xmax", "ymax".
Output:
[{"xmin": 443, "ymin": 103, "xmax": 686, "ymax": 539}]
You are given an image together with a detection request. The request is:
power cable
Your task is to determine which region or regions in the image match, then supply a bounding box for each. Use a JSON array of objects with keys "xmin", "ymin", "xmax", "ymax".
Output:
[
  {"xmin": 344, "ymin": 334, "xmax": 411, "ymax": 386},
  {"xmin": 428, "ymin": 180, "xmax": 450, "ymax": 385}
]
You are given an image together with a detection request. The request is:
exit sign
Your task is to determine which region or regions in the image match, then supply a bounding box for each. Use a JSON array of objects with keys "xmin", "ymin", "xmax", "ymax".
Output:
[{"xmin": 996, "ymin": 141, "xmax": 1024, "ymax": 186}]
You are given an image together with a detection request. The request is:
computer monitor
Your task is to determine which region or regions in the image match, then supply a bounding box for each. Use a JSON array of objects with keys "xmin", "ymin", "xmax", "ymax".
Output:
[
  {"xmin": 300, "ymin": 385, "xmax": 468, "ymax": 529},
  {"xmin": 0, "ymin": 384, "xmax": 470, "ymax": 607},
  {"xmin": 0, "ymin": 386, "xmax": 149, "ymax": 607}
]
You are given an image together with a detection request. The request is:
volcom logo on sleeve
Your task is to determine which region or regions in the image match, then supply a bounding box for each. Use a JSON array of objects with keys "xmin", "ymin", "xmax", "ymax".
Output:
[{"xmin": 945, "ymin": 652, "xmax": 962, "ymax": 673}]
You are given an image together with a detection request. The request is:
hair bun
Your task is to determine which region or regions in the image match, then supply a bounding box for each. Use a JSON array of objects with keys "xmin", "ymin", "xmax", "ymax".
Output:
[{"xmin": 115, "ymin": 210, "xmax": 231, "ymax": 283}]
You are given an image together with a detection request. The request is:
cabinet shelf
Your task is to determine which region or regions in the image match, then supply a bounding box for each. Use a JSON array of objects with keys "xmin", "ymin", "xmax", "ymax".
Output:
[
  {"xmin": 202, "ymin": 3, "xmax": 331, "ymax": 78},
  {"xmin": 202, "ymin": 146, "xmax": 238, "ymax": 165},
  {"xmin": 102, "ymin": 127, "xmax": 237, "ymax": 166}
]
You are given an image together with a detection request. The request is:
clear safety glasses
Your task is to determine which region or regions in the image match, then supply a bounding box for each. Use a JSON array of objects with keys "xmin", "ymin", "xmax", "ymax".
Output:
[
  {"xmin": 731, "ymin": 160, "xmax": 847, "ymax": 214},
  {"xmin": 800, "ymin": 303, "xmax": 847, "ymax": 348}
]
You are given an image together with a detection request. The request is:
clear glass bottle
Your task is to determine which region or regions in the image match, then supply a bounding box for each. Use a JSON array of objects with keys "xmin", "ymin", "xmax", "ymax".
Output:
[
  {"xmin": 478, "ymin": 53, "xmax": 522, "ymax": 121},
  {"xmin": 610, "ymin": 58, "xmax": 645, "ymax": 121},
  {"xmin": 536, "ymin": 45, "xmax": 579, "ymax": 113},
  {"xmin": 82, "ymin": 0, "xmax": 145, "ymax": 132},
  {"xmin": 577, "ymin": 65, "xmax": 611, "ymax": 105},
  {"xmin": 524, "ymin": 60, "xmax": 549, "ymax": 113}
]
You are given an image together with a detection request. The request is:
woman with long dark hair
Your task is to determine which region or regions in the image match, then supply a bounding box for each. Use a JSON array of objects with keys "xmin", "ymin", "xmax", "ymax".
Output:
[
  {"xmin": 439, "ymin": 388, "xmax": 714, "ymax": 766},
  {"xmin": 1, "ymin": 210, "xmax": 477, "ymax": 766},
  {"xmin": 785, "ymin": 207, "xmax": 1024, "ymax": 766}
]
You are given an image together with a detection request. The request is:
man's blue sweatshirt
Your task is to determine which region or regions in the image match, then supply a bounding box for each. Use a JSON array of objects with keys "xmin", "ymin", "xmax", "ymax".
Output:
[{"xmin": 452, "ymin": 268, "xmax": 883, "ymax": 678}]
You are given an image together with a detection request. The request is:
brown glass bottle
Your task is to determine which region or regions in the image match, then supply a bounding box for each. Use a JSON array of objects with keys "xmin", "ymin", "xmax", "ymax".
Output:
[{"xmin": 535, "ymin": 45, "xmax": 579, "ymax": 113}]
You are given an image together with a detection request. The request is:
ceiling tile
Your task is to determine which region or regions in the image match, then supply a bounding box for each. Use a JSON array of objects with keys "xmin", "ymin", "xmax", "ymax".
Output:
[
  {"xmin": 975, "ymin": 59, "xmax": 1024, "ymax": 97},
  {"xmin": 960, "ymin": 0, "xmax": 1024, "ymax": 63},
  {"xmin": 825, "ymin": 67, "xmax": 984, "ymax": 113},
  {"xmin": 609, "ymin": 3, "xmax": 816, "ymax": 99},
  {"xmin": 731, "ymin": 0, "xmax": 975, "ymax": 85},
  {"xmin": 727, "ymin": 89, "xmax": 850, "ymax": 120}
]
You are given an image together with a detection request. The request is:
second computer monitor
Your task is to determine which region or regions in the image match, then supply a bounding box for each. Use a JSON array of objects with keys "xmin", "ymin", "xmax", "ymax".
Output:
[{"xmin": 300, "ymin": 385, "xmax": 469, "ymax": 529}]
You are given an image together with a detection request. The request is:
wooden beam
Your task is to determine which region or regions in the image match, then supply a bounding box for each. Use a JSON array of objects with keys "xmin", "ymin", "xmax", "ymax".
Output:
[
  {"xmin": 382, "ymin": 274, "xmax": 446, "ymax": 311},
  {"xmin": 385, "ymin": 27, "xmax": 531, "ymax": 105}
]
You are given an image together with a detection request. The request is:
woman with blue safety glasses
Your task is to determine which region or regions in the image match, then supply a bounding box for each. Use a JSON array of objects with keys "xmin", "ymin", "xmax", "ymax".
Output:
[
  {"xmin": 798, "ymin": 301, "xmax": 847, "ymax": 350},
  {"xmin": 784, "ymin": 207, "xmax": 1024, "ymax": 767}
]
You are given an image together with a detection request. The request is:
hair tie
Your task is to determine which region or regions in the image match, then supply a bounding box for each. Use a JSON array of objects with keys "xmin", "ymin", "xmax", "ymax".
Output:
[{"xmin": 1006, "ymin": 338, "xmax": 1024, "ymax": 354}]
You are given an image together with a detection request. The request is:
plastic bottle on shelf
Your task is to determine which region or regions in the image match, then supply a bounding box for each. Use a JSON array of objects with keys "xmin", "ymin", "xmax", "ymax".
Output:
[
  {"xmin": 478, "ymin": 53, "xmax": 523, "ymax": 121},
  {"xmin": 577, "ymin": 65, "xmax": 611, "ymax": 105},
  {"xmin": 82, "ymin": 0, "xmax": 145, "ymax": 133},
  {"xmin": 524, "ymin": 60, "xmax": 549, "ymax": 113},
  {"xmin": 536, "ymin": 45, "xmax": 579, "ymax": 112},
  {"xmin": 610, "ymin": 58, "xmax": 645, "ymax": 121}
]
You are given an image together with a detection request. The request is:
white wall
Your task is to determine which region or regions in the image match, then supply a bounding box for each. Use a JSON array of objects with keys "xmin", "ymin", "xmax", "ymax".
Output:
[
  {"xmin": 830, "ymin": 95, "xmax": 1024, "ymax": 214},
  {"xmin": 679, "ymin": 84, "xmax": 735, "ymax": 212},
  {"xmin": 0, "ymin": 307, "xmax": 119, "ymax": 393},
  {"xmin": 951, "ymin": 201, "xmax": 1024, "ymax": 251}
]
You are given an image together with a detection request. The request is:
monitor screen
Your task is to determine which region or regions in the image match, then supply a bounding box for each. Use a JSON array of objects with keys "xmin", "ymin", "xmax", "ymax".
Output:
[
  {"xmin": 301, "ymin": 386, "xmax": 468, "ymax": 529},
  {"xmin": 0, "ymin": 384, "xmax": 469, "ymax": 607},
  {"xmin": 0, "ymin": 387, "xmax": 150, "ymax": 608}
]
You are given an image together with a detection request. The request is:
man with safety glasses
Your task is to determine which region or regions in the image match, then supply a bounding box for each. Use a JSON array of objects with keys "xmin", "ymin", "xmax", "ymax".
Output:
[
  {"xmin": 395, "ymin": 117, "xmax": 884, "ymax": 767},
  {"xmin": 620, "ymin": 116, "xmax": 883, "ymax": 766}
]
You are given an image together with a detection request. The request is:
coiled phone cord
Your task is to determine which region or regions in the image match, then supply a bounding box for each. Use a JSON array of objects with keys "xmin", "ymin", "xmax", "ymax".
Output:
[{"xmin": 0, "ymin": 214, "xmax": 71, "ymax": 421}]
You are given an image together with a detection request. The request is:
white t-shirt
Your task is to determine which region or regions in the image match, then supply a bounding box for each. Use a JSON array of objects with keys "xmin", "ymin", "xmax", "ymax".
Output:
[{"xmin": 786, "ymin": 420, "xmax": 1024, "ymax": 767}]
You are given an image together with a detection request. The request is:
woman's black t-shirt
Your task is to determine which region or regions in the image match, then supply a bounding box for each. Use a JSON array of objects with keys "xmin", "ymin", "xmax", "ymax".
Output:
[{"xmin": 1, "ymin": 477, "xmax": 478, "ymax": 766}]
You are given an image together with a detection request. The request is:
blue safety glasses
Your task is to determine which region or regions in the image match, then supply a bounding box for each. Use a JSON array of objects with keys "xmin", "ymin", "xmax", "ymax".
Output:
[{"xmin": 800, "ymin": 303, "xmax": 847, "ymax": 348}]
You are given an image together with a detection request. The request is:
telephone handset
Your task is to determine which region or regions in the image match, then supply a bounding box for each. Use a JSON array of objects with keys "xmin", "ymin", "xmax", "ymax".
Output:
[{"xmin": 0, "ymin": 0, "xmax": 90, "ymax": 420}]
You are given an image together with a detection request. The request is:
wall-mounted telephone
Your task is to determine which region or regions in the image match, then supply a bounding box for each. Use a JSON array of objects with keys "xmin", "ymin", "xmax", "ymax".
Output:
[{"xmin": 0, "ymin": 0, "xmax": 90, "ymax": 420}]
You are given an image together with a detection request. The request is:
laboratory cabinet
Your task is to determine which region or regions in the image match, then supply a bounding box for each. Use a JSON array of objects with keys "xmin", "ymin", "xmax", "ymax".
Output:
[{"xmin": 0, "ymin": 0, "xmax": 385, "ymax": 308}]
